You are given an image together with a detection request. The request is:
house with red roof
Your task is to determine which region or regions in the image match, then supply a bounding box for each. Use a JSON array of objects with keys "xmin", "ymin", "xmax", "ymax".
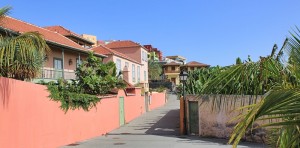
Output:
[
  {"xmin": 181, "ymin": 61, "xmax": 210, "ymax": 72},
  {"xmin": 144, "ymin": 45, "xmax": 163, "ymax": 61},
  {"xmin": 0, "ymin": 16, "xmax": 106, "ymax": 82},
  {"xmin": 105, "ymin": 40, "xmax": 149, "ymax": 91},
  {"xmin": 44, "ymin": 26, "xmax": 95, "ymax": 49},
  {"xmin": 162, "ymin": 55, "xmax": 209, "ymax": 85},
  {"xmin": 163, "ymin": 61, "xmax": 182, "ymax": 85},
  {"xmin": 92, "ymin": 45, "xmax": 143, "ymax": 86}
]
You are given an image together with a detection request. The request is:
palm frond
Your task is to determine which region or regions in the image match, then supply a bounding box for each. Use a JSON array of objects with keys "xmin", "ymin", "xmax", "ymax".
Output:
[
  {"xmin": 0, "ymin": 6, "xmax": 11, "ymax": 18},
  {"xmin": 0, "ymin": 32, "xmax": 50, "ymax": 80}
]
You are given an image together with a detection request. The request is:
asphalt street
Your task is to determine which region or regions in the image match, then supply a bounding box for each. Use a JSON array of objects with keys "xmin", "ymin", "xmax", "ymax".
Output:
[{"xmin": 62, "ymin": 93, "xmax": 265, "ymax": 148}]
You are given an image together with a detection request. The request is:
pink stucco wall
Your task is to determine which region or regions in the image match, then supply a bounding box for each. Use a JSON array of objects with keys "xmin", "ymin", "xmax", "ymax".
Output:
[
  {"xmin": 124, "ymin": 89, "xmax": 145, "ymax": 123},
  {"xmin": 0, "ymin": 77, "xmax": 166, "ymax": 148},
  {"xmin": 111, "ymin": 47, "xmax": 148, "ymax": 83},
  {"xmin": 113, "ymin": 47, "xmax": 141, "ymax": 63},
  {"xmin": 149, "ymin": 92, "xmax": 166, "ymax": 110}
]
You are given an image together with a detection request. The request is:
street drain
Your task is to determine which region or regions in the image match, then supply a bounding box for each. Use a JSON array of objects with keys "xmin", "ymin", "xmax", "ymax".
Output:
[
  {"xmin": 120, "ymin": 133, "xmax": 131, "ymax": 135},
  {"xmin": 114, "ymin": 142, "xmax": 126, "ymax": 145},
  {"xmin": 177, "ymin": 136, "xmax": 187, "ymax": 138},
  {"xmin": 67, "ymin": 143, "xmax": 80, "ymax": 146},
  {"xmin": 112, "ymin": 137, "xmax": 120, "ymax": 139}
]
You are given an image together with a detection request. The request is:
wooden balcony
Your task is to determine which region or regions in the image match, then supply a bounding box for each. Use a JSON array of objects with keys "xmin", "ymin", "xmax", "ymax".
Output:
[{"xmin": 164, "ymin": 70, "xmax": 180, "ymax": 74}]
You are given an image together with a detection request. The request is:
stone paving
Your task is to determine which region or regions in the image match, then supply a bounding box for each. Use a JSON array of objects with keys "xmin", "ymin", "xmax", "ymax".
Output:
[{"xmin": 62, "ymin": 93, "xmax": 266, "ymax": 148}]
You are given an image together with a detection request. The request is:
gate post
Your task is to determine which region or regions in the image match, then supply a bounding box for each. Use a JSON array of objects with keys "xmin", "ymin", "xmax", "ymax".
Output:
[{"xmin": 180, "ymin": 96, "xmax": 186, "ymax": 135}]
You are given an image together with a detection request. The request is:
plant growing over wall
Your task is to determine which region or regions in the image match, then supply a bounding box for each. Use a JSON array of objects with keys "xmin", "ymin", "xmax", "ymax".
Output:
[
  {"xmin": 47, "ymin": 52, "xmax": 125, "ymax": 112},
  {"xmin": 228, "ymin": 29, "xmax": 300, "ymax": 148},
  {"xmin": 47, "ymin": 79, "xmax": 100, "ymax": 112},
  {"xmin": 184, "ymin": 66, "xmax": 224, "ymax": 95},
  {"xmin": 189, "ymin": 29, "xmax": 300, "ymax": 147},
  {"xmin": 76, "ymin": 52, "xmax": 125, "ymax": 95}
]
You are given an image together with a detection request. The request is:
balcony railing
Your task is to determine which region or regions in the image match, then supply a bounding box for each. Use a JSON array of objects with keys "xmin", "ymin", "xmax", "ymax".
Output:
[
  {"xmin": 38, "ymin": 68, "xmax": 76, "ymax": 80},
  {"xmin": 164, "ymin": 70, "xmax": 180, "ymax": 73}
]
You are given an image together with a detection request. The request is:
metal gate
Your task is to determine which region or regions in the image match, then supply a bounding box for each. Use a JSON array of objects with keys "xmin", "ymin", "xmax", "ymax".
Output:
[
  {"xmin": 188, "ymin": 101, "xmax": 199, "ymax": 135},
  {"xmin": 119, "ymin": 97, "xmax": 125, "ymax": 126}
]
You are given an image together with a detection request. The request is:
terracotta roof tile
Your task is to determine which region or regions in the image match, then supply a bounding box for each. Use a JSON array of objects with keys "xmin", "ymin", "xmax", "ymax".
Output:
[
  {"xmin": 0, "ymin": 16, "xmax": 108, "ymax": 58},
  {"xmin": 185, "ymin": 61, "xmax": 210, "ymax": 67},
  {"xmin": 44, "ymin": 25, "xmax": 94, "ymax": 44},
  {"xmin": 166, "ymin": 55, "xmax": 186, "ymax": 60},
  {"xmin": 164, "ymin": 61, "xmax": 182, "ymax": 66},
  {"xmin": 92, "ymin": 45, "xmax": 141, "ymax": 64},
  {"xmin": 0, "ymin": 16, "xmax": 88, "ymax": 50},
  {"xmin": 144, "ymin": 45, "xmax": 153, "ymax": 52},
  {"xmin": 123, "ymin": 80, "xmax": 134, "ymax": 89},
  {"xmin": 106, "ymin": 40, "xmax": 141, "ymax": 49}
]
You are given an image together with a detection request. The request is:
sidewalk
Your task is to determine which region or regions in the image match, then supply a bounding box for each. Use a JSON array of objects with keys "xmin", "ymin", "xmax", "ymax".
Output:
[{"xmin": 61, "ymin": 93, "xmax": 265, "ymax": 148}]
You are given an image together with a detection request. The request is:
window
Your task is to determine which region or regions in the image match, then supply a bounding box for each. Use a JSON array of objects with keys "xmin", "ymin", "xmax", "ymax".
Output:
[
  {"xmin": 144, "ymin": 51, "xmax": 148, "ymax": 62},
  {"xmin": 171, "ymin": 66, "xmax": 176, "ymax": 71},
  {"xmin": 144, "ymin": 70, "xmax": 147, "ymax": 81},
  {"xmin": 76, "ymin": 58, "xmax": 82, "ymax": 68},
  {"xmin": 53, "ymin": 58, "xmax": 63, "ymax": 79},
  {"xmin": 54, "ymin": 58, "xmax": 63, "ymax": 70},
  {"xmin": 190, "ymin": 67, "xmax": 194, "ymax": 71},
  {"xmin": 116, "ymin": 59, "xmax": 121, "ymax": 76},
  {"xmin": 142, "ymin": 51, "xmax": 148, "ymax": 62},
  {"xmin": 137, "ymin": 66, "xmax": 140, "ymax": 83},
  {"xmin": 132, "ymin": 64, "xmax": 135, "ymax": 82}
]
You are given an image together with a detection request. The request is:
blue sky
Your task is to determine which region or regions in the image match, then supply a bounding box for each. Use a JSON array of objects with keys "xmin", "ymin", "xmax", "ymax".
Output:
[{"xmin": 1, "ymin": 0, "xmax": 300, "ymax": 66}]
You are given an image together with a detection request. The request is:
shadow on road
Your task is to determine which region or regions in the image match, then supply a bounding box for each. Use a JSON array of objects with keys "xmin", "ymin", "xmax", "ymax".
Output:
[{"xmin": 145, "ymin": 109, "xmax": 180, "ymax": 135}]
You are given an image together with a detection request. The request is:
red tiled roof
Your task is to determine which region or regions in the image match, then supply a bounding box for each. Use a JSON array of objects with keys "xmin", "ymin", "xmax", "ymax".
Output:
[
  {"xmin": 0, "ymin": 16, "xmax": 106, "ymax": 57},
  {"xmin": 185, "ymin": 61, "xmax": 210, "ymax": 67},
  {"xmin": 44, "ymin": 25, "xmax": 94, "ymax": 45},
  {"xmin": 106, "ymin": 40, "xmax": 141, "ymax": 49},
  {"xmin": 164, "ymin": 61, "xmax": 182, "ymax": 66},
  {"xmin": 144, "ymin": 45, "xmax": 153, "ymax": 52},
  {"xmin": 0, "ymin": 16, "xmax": 86, "ymax": 50},
  {"xmin": 97, "ymin": 40, "xmax": 106, "ymax": 45},
  {"xmin": 123, "ymin": 80, "xmax": 135, "ymax": 89},
  {"xmin": 92, "ymin": 45, "xmax": 141, "ymax": 64}
]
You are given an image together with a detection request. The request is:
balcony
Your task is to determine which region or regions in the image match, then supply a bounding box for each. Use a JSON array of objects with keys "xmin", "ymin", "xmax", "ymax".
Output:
[
  {"xmin": 164, "ymin": 70, "xmax": 180, "ymax": 74},
  {"xmin": 35, "ymin": 68, "xmax": 76, "ymax": 81}
]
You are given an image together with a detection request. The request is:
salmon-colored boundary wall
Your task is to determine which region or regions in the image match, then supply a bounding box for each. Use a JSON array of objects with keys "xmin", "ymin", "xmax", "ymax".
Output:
[
  {"xmin": 149, "ymin": 92, "xmax": 166, "ymax": 110},
  {"xmin": 0, "ymin": 77, "xmax": 166, "ymax": 148}
]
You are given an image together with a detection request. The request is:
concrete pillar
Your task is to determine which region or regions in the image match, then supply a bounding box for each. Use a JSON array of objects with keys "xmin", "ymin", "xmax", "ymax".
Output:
[{"xmin": 122, "ymin": 66, "xmax": 129, "ymax": 82}]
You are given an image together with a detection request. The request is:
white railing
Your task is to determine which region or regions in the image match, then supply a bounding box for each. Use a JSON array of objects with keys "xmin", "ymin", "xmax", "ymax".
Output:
[{"xmin": 38, "ymin": 68, "xmax": 76, "ymax": 80}]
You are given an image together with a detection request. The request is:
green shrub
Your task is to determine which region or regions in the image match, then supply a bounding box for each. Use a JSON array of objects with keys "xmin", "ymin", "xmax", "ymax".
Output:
[{"xmin": 47, "ymin": 52, "xmax": 125, "ymax": 112}]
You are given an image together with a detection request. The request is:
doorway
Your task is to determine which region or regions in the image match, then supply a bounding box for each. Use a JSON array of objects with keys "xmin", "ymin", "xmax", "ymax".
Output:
[
  {"xmin": 119, "ymin": 97, "xmax": 125, "ymax": 126},
  {"xmin": 188, "ymin": 101, "xmax": 199, "ymax": 135}
]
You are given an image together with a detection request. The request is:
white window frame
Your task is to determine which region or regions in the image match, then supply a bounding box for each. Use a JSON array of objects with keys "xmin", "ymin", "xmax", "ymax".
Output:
[
  {"xmin": 137, "ymin": 66, "xmax": 140, "ymax": 83},
  {"xmin": 116, "ymin": 59, "xmax": 121, "ymax": 76},
  {"xmin": 132, "ymin": 64, "xmax": 135, "ymax": 82}
]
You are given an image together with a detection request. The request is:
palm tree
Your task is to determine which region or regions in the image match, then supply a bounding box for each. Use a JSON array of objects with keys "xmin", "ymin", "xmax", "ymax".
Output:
[
  {"xmin": 227, "ymin": 31, "xmax": 300, "ymax": 148},
  {"xmin": 148, "ymin": 59, "xmax": 162, "ymax": 80},
  {"xmin": 0, "ymin": 6, "xmax": 49, "ymax": 80},
  {"xmin": 197, "ymin": 32, "xmax": 299, "ymax": 147}
]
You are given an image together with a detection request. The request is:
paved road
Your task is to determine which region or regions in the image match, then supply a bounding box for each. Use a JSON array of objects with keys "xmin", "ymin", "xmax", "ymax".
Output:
[{"xmin": 62, "ymin": 93, "xmax": 265, "ymax": 148}]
